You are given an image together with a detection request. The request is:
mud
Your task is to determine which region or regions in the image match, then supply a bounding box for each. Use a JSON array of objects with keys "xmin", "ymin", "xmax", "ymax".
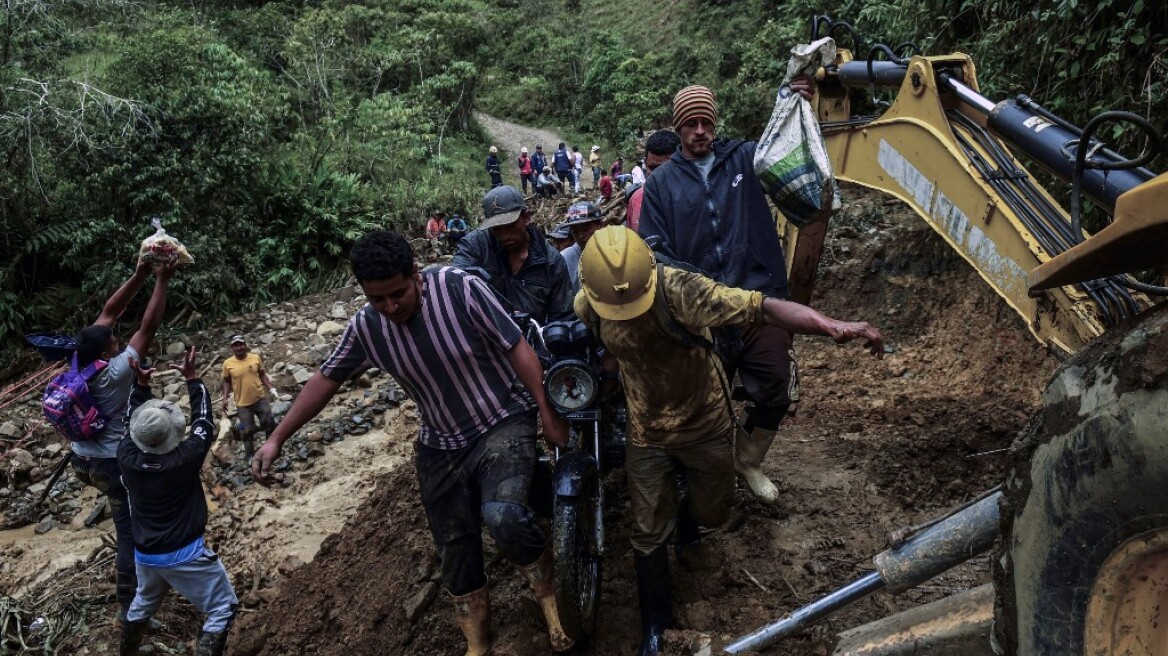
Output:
[{"xmin": 1, "ymin": 186, "xmax": 1064, "ymax": 655}]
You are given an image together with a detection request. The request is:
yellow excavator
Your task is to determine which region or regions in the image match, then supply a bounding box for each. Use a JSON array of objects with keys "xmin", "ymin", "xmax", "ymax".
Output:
[{"xmin": 727, "ymin": 17, "xmax": 1168, "ymax": 656}]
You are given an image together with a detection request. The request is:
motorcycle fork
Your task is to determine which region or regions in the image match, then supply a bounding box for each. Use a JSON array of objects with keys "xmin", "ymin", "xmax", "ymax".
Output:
[{"xmin": 591, "ymin": 417, "xmax": 605, "ymax": 556}]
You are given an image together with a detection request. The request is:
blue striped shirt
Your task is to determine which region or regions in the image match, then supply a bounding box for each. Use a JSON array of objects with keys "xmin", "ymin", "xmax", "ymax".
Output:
[{"xmin": 320, "ymin": 267, "xmax": 535, "ymax": 449}]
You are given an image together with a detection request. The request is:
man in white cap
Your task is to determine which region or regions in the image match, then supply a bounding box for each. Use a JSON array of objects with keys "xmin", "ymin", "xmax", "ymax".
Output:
[
  {"xmin": 517, "ymin": 146, "xmax": 534, "ymax": 194},
  {"xmin": 589, "ymin": 145, "xmax": 603, "ymax": 188},
  {"xmin": 117, "ymin": 347, "xmax": 239, "ymax": 656},
  {"xmin": 453, "ymin": 185, "xmax": 573, "ymax": 323}
]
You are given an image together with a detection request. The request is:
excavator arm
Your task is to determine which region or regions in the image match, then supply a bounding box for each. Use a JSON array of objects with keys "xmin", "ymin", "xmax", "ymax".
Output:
[{"xmin": 783, "ymin": 48, "xmax": 1164, "ymax": 354}]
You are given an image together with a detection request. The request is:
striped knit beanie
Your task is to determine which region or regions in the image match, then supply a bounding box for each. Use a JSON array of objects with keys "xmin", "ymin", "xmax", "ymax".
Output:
[{"xmin": 672, "ymin": 85, "xmax": 718, "ymax": 128}]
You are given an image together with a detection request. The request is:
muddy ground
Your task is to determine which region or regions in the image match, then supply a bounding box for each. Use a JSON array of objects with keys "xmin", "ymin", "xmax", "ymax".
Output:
[{"xmin": 0, "ymin": 186, "xmax": 1061, "ymax": 655}]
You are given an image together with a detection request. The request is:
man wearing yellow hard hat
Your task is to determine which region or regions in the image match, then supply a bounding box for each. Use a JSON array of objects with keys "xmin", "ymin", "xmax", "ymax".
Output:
[{"xmin": 574, "ymin": 226, "xmax": 884, "ymax": 655}]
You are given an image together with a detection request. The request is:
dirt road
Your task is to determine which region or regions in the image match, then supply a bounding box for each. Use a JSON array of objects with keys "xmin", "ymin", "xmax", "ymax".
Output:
[{"xmin": 476, "ymin": 111, "xmax": 572, "ymax": 188}]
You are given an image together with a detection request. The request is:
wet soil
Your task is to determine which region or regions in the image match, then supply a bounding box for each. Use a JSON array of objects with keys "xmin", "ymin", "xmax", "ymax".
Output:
[
  {"xmin": 2, "ymin": 186, "xmax": 1062, "ymax": 655},
  {"xmin": 230, "ymin": 190, "xmax": 1060, "ymax": 655}
]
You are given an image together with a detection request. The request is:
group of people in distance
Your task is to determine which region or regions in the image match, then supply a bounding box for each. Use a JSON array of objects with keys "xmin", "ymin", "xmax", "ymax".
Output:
[{"xmin": 64, "ymin": 73, "xmax": 884, "ymax": 656}]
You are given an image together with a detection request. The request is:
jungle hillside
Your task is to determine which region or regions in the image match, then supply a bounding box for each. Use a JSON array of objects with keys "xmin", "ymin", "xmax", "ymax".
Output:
[{"xmin": 2, "ymin": 0, "xmax": 1165, "ymax": 369}]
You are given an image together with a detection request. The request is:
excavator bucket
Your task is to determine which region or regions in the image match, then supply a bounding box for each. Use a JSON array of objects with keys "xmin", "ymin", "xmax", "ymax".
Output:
[{"xmin": 1030, "ymin": 173, "xmax": 1168, "ymax": 291}]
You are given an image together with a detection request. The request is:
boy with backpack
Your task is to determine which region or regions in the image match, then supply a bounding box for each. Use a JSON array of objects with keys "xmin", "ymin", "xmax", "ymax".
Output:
[
  {"xmin": 574, "ymin": 226, "xmax": 883, "ymax": 656},
  {"xmin": 51, "ymin": 259, "xmax": 176, "ymax": 620}
]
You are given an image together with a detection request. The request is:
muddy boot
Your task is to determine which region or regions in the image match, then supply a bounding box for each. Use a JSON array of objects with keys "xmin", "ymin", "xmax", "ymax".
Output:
[
  {"xmin": 193, "ymin": 630, "xmax": 228, "ymax": 656},
  {"xmin": 119, "ymin": 619, "xmax": 149, "ymax": 656},
  {"xmin": 451, "ymin": 586, "xmax": 491, "ymax": 656},
  {"xmin": 634, "ymin": 546, "xmax": 671, "ymax": 656},
  {"xmin": 516, "ymin": 549, "xmax": 575, "ymax": 652},
  {"xmin": 673, "ymin": 502, "xmax": 714, "ymax": 572},
  {"xmin": 734, "ymin": 425, "xmax": 778, "ymax": 504},
  {"xmin": 193, "ymin": 605, "xmax": 236, "ymax": 656}
]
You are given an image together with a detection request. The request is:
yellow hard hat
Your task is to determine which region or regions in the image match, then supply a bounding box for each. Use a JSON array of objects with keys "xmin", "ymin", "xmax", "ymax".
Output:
[{"xmin": 579, "ymin": 226, "xmax": 656, "ymax": 320}]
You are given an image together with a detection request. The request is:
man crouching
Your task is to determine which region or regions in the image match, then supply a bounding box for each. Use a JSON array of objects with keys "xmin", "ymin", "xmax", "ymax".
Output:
[{"xmin": 118, "ymin": 347, "xmax": 239, "ymax": 656}]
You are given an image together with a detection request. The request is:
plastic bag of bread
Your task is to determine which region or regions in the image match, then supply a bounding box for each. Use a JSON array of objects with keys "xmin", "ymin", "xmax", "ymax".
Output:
[{"xmin": 138, "ymin": 218, "xmax": 194, "ymax": 266}]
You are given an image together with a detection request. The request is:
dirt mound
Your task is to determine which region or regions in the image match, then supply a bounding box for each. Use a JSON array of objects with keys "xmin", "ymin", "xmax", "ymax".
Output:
[{"xmin": 225, "ymin": 187, "xmax": 1062, "ymax": 655}]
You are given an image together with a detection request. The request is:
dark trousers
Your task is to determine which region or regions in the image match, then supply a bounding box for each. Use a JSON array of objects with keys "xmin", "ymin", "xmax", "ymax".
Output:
[
  {"xmin": 72, "ymin": 454, "xmax": 136, "ymax": 609},
  {"xmin": 416, "ymin": 413, "xmax": 546, "ymax": 595},
  {"xmin": 520, "ymin": 173, "xmax": 532, "ymax": 194},
  {"xmin": 625, "ymin": 429, "xmax": 734, "ymax": 554},
  {"xmin": 489, "ymin": 172, "xmax": 503, "ymax": 188},
  {"xmin": 727, "ymin": 324, "xmax": 801, "ymax": 431}
]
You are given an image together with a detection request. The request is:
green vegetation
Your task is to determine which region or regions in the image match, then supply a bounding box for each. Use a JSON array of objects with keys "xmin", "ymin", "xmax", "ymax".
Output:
[
  {"xmin": 2, "ymin": 0, "xmax": 1165, "ymax": 367},
  {"xmin": 0, "ymin": 0, "xmax": 494, "ymax": 365},
  {"xmin": 479, "ymin": 0, "xmax": 1167, "ymax": 154}
]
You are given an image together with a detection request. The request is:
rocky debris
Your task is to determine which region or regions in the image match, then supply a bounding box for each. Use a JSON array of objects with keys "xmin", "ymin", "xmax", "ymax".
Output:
[
  {"xmin": 404, "ymin": 581, "xmax": 438, "ymax": 623},
  {"xmin": 0, "ymin": 283, "xmax": 401, "ymax": 532}
]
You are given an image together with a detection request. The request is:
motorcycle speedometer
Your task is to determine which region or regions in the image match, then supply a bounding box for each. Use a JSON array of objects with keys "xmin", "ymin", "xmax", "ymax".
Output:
[{"xmin": 545, "ymin": 360, "xmax": 598, "ymax": 412}]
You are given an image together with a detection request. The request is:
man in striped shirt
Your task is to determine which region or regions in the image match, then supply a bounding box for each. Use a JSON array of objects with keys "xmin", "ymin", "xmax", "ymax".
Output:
[{"xmin": 251, "ymin": 230, "xmax": 573, "ymax": 655}]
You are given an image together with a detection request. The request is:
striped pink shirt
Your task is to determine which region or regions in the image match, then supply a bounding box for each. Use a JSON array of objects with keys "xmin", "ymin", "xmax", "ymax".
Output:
[{"xmin": 320, "ymin": 268, "xmax": 535, "ymax": 449}]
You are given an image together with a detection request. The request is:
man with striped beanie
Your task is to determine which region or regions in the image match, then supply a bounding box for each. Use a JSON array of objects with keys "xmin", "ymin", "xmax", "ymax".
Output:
[{"xmin": 638, "ymin": 77, "xmax": 816, "ymax": 511}]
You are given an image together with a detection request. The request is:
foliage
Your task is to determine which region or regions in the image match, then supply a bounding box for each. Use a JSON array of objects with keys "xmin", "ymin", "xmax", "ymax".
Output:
[{"xmin": 0, "ymin": 0, "xmax": 498, "ymax": 367}]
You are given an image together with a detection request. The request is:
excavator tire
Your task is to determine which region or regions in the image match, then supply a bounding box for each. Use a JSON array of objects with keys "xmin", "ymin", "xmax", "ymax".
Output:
[{"xmin": 994, "ymin": 303, "xmax": 1168, "ymax": 655}]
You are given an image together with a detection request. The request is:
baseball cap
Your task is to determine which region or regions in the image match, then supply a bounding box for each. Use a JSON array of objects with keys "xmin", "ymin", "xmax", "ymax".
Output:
[
  {"xmin": 230, "ymin": 334, "xmax": 246, "ymax": 345},
  {"xmin": 480, "ymin": 186, "xmax": 527, "ymax": 230},
  {"xmin": 591, "ymin": 145, "xmax": 600, "ymax": 152},
  {"xmin": 549, "ymin": 223, "xmax": 571, "ymax": 240}
]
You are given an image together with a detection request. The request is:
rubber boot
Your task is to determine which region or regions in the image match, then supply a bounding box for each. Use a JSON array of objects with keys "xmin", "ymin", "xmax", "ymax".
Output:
[
  {"xmin": 119, "ymin": 619, "xmax": 149, "ymax": 656},
  {"xmin": 516, "ymin": 549, "xmax": 576, "ymax": 652},
  {"xmin": 734, "ymin": 425, "xmax": 778, "ymax": 504},
  {"xmin": 634, "ymin": 546, "xmax": 671, "ymax": 656},
  {"xmin": 451, "ymin": 586, "xmax": 491, "ymax": 656},
  {"xmin": 193, "ymin": 606, "xmax": 237, "ymax": 656},
  {"xmin": 673, "ymin": 502, "xmax": 714, "ymax": 572}
]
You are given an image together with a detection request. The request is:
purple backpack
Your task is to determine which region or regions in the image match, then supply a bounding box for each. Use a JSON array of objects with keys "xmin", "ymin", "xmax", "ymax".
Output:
[{"xmin": 43, "ymin": 354, "xmax": 109, "ymax": 441}]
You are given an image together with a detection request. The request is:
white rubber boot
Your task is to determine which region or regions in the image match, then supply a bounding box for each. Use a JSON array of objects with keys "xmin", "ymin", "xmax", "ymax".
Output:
[{"xmin": 735, "ymin": 425, "xmax": 779, "ymax": 504}]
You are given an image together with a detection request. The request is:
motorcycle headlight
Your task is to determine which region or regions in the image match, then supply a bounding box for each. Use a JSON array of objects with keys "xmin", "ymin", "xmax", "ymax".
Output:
[{"xmin": 545, "ymin": 360, "xmax": 598, "ymax": 412}]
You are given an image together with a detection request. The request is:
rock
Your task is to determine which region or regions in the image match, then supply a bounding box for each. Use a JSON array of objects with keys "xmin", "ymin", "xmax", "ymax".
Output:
[
  {"xmin": 34, "ymin": 518, "xmax": 57, "ymax": 535},
  {"xmin": 0, "ymin": 487, "xmax": 11, "ymax": 498},
  {"xmin": 6, "ymin": 449, "xmax": 35, "ymax": 477},
  {"xmin": 330, "ymin": 303, "xmax": 349, "ymax": 320},
  {"xmin": 316, "ymin": 321, "xmax": 345, "ymax": 338},
  {"xmin": 404, "ymin": 582, "xmax": 438, "ymax": 623},
  {"xmin": 308, "ymin": 344, "xmax": 333, "ymax": 364},
  {"xmin": 272, "ymin": 362, "xmax": 287, "ymax": 373},
  {"xmin": 0, "ymin": 421, "xmax": 22, "ymax": 439},
  {"xmin": 292, "ymin": 368, "xmax": 313, "ymax": 385},
  {"xmin": 334, "ymin": 285, "xmax": 358, "ymax": 302},
  {"xmin": 305, "ymin": 431, "xmax": 325, "ymax": 443},
  {"xmin": 306, "ymin": 334, "xmax": 327, "ymax": 347},
  {"xmin": 164, "ymin": 394, "xmax": 181, "ymax": 404},
  {"xmin": 165, "ymin": 341, "xmax": 187, "ymax": 356},
  {"xmin": 164, "ymin": 382, "xmax": 184, "ymax": 396},
  {"xmin": 277, "ymin": 555, "xmax": 306, "ymax": 576},
  {"xmin": 42, "ymin": 443, "xmax": 63, "ymax": 458},
  {"xmin": 272, "ymin": 401, "xmax": 292, "ymax": 416},
  {"xmin": 306, "ymin": 320, "xmax": 319, "ymax": 332},
  {"xmin": 259, "ymin": 332, "xmax": 277, "ymax": 345}
]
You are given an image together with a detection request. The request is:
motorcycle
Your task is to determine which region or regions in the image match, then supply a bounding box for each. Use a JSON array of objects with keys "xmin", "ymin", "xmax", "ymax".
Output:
[
  {"xmin": 454, "ymin": 265, "xmax": 625, "ymax": 642},
  {"xmin": 536, "ymin": 319, "xmax": 626, "ymax": 642}
]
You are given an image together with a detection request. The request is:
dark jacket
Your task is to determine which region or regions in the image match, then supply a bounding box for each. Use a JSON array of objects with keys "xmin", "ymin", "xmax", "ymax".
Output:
[
  {"xmin": 486, "ymin": 154, "xmax": 501, "ymax": 175},
  {"xmin": 452, "ymin": 225, "xmax": 574, "ymax": 323},
  {"xmin": 117, "ymin": 379, "xmax": 216, "ymax": 555},
  {"xmin": 531, "ymin": 151, "xmax": 548, "ymax": 173},
  {"xmin": 553, "ymin": 147, "xmax": 573, "ymax": 173},
  {"xmin": 639, "ymin": 138, "xmax": 790, "ymax": 298}
]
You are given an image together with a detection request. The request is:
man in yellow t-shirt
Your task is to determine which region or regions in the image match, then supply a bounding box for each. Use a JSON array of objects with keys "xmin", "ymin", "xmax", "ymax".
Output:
[
  {"xmin": 221, "ymin": 334, "xmax": 278, "ymax": 461},
  {"xmin": 574, "ymin": 227, "xmax": 884, "ymax": 656}
]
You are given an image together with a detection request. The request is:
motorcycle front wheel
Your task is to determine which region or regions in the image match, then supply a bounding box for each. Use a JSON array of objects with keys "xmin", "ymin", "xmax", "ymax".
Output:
[{"xmin": 553, "ymin": 484, "xmax": 602, "ymax": 641}]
